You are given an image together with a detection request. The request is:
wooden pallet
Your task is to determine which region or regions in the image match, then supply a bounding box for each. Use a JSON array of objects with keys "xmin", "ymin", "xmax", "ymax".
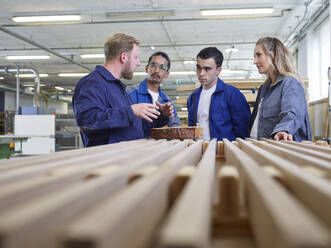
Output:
[{"xmin": 0, "ymin": 138, "xmax": 330, "ymax": 248}]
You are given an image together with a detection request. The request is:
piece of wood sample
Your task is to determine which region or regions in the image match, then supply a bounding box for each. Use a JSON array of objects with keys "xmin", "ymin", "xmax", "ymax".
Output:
[{"xmin": 150, "ymin": 126, "xmax": 203, "ymax": 139}]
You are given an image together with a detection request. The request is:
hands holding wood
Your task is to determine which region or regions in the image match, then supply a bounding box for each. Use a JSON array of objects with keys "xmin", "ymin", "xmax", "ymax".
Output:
[
  {"xmin": 155, "ymin": 101, "xmax": 174, "ymax": 118},
  {"xmin": 131, "ymin": 103, "xmax": 160, "ymax": 122}
]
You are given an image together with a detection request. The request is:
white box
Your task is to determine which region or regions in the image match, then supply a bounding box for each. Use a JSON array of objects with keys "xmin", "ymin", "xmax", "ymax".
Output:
[{"xmin": 15, "ymin": 115, "xmax": 55, "ymax": 155}]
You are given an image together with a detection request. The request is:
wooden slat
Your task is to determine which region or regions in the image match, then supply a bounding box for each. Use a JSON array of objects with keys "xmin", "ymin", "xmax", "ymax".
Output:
[
  {"xmin": 61, "ymin": 140, "xmax": 203, "ymax": 248},
  {"xmin": 242, "ymin": 92, "xmax": 257, "ymax": 103},
  {"xmin": 237, "ymin": 138, "xmax": 331, "ymax": 228},
  {"xmin": 316, "ymin": 140, "xmax": 329, "ymax": 147},
  {"xmin": 0, "ymin": 139, "xmax": 165, "ymax": 186},
  {"xmin": 176, "ymin": 82, "xmax": 200, "ymax": 92},
  {"xmin": 218, "ymin": 165, "xmax": 240, "ymax": 217},
  {"xmin": 151, "ymin": 126, "xmax": 203, "ymax": 139},
  {"xmin": 251, "ymin": 138, "xmax": 331, "ymax": 175},
  {"xmin": 212, "ymin": 236, "xmax": 255, "ymax": 248},
  {"xmin": 0, "ymin": 141, "xmax": 189, "ymax": 248},
  {"xmin": 168, "ymin": 166, "xmax": 196, "ymax": 206},
  {"xmin": 282, "ymin": 140, "xmax": 331, "ymax": 154},
  {"xmin": 0, "ymin": 141, "xmax": 171, "ymax": 212},
  {"xmin": 176, "ymin": 96, "xmax": 188, "ymax": 105},
  {"xmin": 224, "ymin": 139, "xmax": 331, "ymax": 248},
  {"xmin": 159, "ymin": 139, "xmax": 217, "ymax": 248},
  {"xmin": 0, "ymin": 138, "xmax": 151, "ymax": 172},
  {"xmin": 261, "ymin": 138, "xmax": 331, "ymax": 162}
]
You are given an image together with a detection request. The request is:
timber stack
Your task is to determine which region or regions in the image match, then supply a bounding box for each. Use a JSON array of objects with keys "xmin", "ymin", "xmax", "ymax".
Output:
[
  {"xmin": 0, "ymin": 138, "xmax": 330, "ymax": 248},
  {"xmin": 150, "ymin": 126, "xmax": 204, "ymax": 139}
]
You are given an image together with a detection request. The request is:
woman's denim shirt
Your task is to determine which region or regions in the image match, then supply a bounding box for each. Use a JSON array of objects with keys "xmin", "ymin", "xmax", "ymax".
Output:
[{"xmin": 249, "ymin": 75, "xmax": 312, "ymax": 141}]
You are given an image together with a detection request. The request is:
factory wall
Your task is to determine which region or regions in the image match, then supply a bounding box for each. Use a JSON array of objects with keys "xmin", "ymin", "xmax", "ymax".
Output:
[{"xmin": 4, "ymin": 91, "xmax": 68, "ymax": 114}]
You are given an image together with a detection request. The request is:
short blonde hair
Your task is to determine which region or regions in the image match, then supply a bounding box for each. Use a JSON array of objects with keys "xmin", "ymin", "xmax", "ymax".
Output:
[{"xmin": 104, "ymin": 33, "xmax": 140, "ymax": 61}]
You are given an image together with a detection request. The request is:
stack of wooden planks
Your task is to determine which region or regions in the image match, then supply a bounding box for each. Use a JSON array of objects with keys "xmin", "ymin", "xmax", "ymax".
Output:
[{"xmin": 0, "ymin": 138, "xmax": 330, "ymax": 248}]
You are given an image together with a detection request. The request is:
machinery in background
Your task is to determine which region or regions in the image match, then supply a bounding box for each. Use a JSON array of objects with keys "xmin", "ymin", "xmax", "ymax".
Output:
[{"xmin": 55, "ymin": 113, "xmax": 83, "ymax": 151}]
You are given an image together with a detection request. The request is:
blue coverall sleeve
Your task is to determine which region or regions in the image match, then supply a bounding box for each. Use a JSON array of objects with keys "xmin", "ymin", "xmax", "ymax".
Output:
[
  {"xmin": 168, "ymin": 110, "xmax": 181, "ymax": 127},
  {"xmin": 187, "ymin": 94, "xmax": 194, "ymax": 126},
  {"xmin": 74, "ymin": 80, "xmax": 135, "ymax": 132},
  {"xmin": 229, "ymin": 90, "xmax": 251, "ymax": 138}
]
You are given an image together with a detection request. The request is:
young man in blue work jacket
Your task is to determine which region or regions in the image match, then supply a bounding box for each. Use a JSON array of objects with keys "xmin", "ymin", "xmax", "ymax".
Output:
[
  {"xmin": 73, "ymin": 33, "xmax": 173, "ymax": 147},
  {"xmin": 187, "ymin": 47, "xmax": 251, "ymax": 141},
  {"xmin": 127, "ymin": 51, "xmax": 181, "ymax": 137}
]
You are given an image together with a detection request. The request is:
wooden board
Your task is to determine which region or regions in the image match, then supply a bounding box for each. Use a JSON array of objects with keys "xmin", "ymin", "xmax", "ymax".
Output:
[
  {"xmin": 61, "ymin": 141, "xmax": 203, "ymax": 248},
  {"xmin": 0, "ymin": 140, "xmax": 189, "ymax": 248},
  {"xmin": 238, "ymin": 138, "xmax": 331, "ymax": 227},
  {"xmin": 224, "ymin": 139, "xmax": 331, "ymax": 248},
  {"xmin": 159, "ymin": 139, "xmax": 217, "ymax": 248},
  {"xmin": 150, "ymin": 126, "xmax": 203, "ymax": 139}
]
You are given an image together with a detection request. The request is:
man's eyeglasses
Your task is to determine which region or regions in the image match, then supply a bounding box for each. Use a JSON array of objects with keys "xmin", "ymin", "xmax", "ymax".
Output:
[{"xmin": 149, "ymin": 62, "xmax": 168, "ymax": 71}]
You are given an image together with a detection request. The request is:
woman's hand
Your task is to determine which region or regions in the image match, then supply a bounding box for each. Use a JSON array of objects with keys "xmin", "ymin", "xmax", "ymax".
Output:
[{"xmin": 274, "ymin": 131, "xmax": 293, "ymax": 141}]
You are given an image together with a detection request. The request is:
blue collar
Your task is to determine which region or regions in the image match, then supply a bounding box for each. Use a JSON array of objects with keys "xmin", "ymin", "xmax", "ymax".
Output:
[
  {"xmin": 138, "ymin": 79, "xmax": 170, "ymax": 100},
  {"xmin": 95, "ymin": 65, "xmax": 120, "ymax": 81},
  {"xmin": 95, "ymin": 65, "xmax": 126, "ymax": 88},
  {"xmin": 194, "ymin": 78, "xmax": 225, "ymax": 94}
]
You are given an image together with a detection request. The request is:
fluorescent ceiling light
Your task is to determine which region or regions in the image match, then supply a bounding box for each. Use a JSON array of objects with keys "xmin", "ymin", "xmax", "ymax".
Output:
[
  {"xmin": 15, "ymin": 73, "xmax": 48, "ymax": 78},
  {"xmin": 22, "ymin": 83, "xmax": 46, "ymax": 87},
  {"xmin": 134, "ymin": 72, "xmax": 147, "ymax": 76},
  {"xmin": 135, "ymin": 71, "xmax": 196, "ymax": 76},
  {"xmin": 222, "ymin": 69, "xmax": 247, "ymax": 74},
  {"xmin": 58, "ymin": 73, "xmax": 88, "ymax": 77},
  {"xmin": 55, "ymin": 86, "xmax": 65, "ymax": 90},
  {"xmin": 181, "ymin": 107, "xmax": 188, "ymax": 111},
  {"xmin": 225, "ymin": 48, "xmax": 239, "ymax": 53},
  {"xmin": 201, "ymin": 8, "xmax": 274, "ymax": 17},
  {"xmin": 171, "ymin": 71, "xmax": 196, "ymax": 75},
  {"xmin": 183, "ymin": 61, "xmax": 195, "ymax": 65},
  {"xmin": 106, "ymin": 10, "xmax": 174, "ymax": 19},
  {"xmin": 6, "ymin": 55, "xmax": 50, "ymax": 60},
  {"xmin": 80, "ymin": 54, "xmax": 105, "ymax": 59},
  {"xmin": 12, "ymin": 15, "xmax": 82, "ymax": 23},
  {"xmin": 0, "ymin": 77, "xmax": 4, "ymax": 80},
  {"xmin": 150, "ymin": 46, "xmax": 156, "ymax": 51}
]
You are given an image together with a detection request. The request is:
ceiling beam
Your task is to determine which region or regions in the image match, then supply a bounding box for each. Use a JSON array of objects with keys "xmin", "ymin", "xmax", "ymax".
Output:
[{"xmin": 0, "ymin": 26, "xmax": 93, "ymax": 72}]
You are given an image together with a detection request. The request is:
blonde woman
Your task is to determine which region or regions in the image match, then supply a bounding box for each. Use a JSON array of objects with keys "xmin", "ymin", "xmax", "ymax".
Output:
[{"xmin": 249, "ymin": 37, "xmax": 312, "ymax": 141}]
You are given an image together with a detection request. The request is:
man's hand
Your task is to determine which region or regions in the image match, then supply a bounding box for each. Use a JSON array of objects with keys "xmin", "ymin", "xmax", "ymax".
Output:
[
  {"xmin": 131, "ymin": 103, "xmax": 160, "ymax": 122},
  {"xmin": 155, "ymin": 101, "xmax": 174, "ymax": 118},
  {"xmin": 274, "ymin": 131, "xmax": 293, "ymax": 141}
]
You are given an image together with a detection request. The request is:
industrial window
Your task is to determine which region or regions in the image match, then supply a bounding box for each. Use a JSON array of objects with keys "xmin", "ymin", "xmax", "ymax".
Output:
[{"xmin": 308, "ymin": 18, "xmax": 330, "ymax": 101}]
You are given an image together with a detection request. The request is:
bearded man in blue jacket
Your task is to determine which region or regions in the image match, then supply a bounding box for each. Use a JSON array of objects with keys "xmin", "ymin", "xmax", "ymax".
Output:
[
  {"xmin": 73, "ymin": 33, "xmax": 173, "ymax": 147},
  {"xmin": 187, "ymin": 47, "xmax": 251, "ymax": 141},
  {"xmin": 127, "ymin": 51, "xmax": 180, "ymax": 137}
]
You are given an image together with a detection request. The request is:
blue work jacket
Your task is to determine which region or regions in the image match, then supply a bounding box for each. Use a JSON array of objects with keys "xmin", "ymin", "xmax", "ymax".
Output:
[
  {"xmin": 127, "ymin": 79, "xmax": 181, "ymax": 137},
  {"xmin": 73, "ymin": 66, "xmax": 147, "ymax": 147},
  {"xmin": 187, "ymin": 78, "xmax": 251, "ymax": 141},
  {"xmin": 249, "ymin": 75, "xmax": 312, "ymax": 141}
]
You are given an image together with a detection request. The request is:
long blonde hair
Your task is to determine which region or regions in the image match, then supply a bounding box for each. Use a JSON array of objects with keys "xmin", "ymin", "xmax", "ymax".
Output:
[{"xmin": 256, "ymin": 37, "xmax": 300, "ymax": 82}]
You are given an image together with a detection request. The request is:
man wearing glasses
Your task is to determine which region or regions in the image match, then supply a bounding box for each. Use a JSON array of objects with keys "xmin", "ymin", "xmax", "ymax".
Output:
[
  {"xmin": 127, "ymin": 51, "xmax": 181, "ymax": 137},
  {"xmin": 187, "ymin": 47, "xmax": 251, "ymax": 141}
]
